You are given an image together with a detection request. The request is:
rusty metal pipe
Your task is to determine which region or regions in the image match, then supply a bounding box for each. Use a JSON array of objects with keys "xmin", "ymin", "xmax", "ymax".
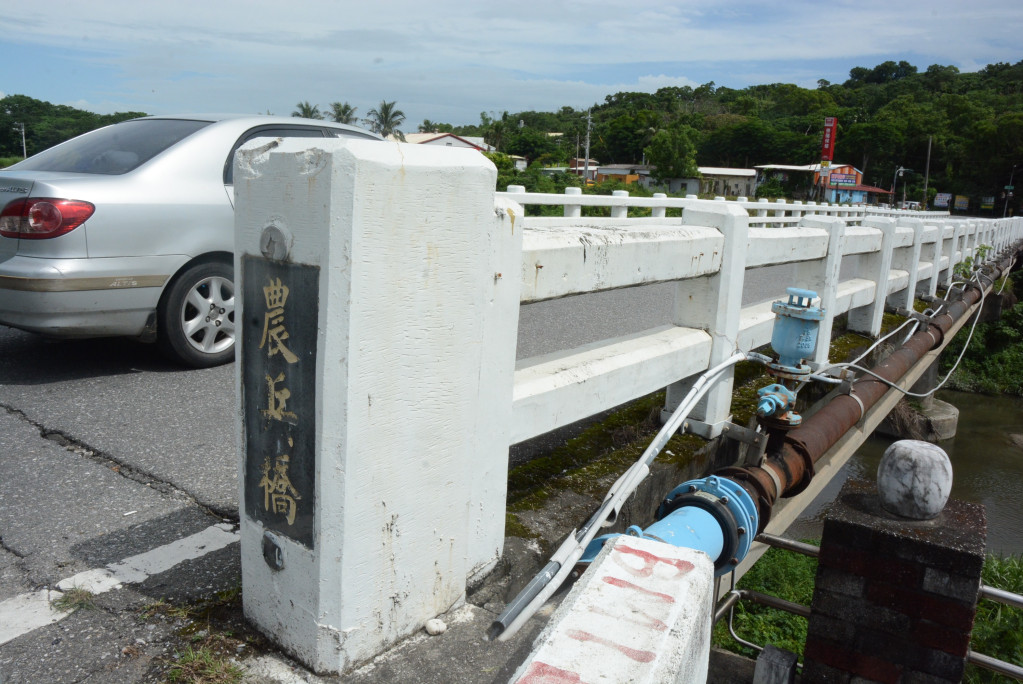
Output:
[{"xmin": 719, "ymin": 253, "xmax": 1016, "ymax": 531}]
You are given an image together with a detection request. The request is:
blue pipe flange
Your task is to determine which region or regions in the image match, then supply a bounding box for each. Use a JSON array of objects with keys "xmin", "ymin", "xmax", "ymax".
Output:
[{"xmin": 654, "ymin": 475, "xmax": 759, "ymax": 576}]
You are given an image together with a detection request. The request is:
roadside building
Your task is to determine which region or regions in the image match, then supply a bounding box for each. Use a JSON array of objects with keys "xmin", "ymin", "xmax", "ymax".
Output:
[
  {"xmin": 399, "ymin": 132, "xmax": 493, "ymax": 152},
  {"xmin": 697, "ymin": 167, "xmax": 757, "ymax": 197},
  {"xmin": 756, "ymin": 163, "xmax": 893, "ymax": 204}
]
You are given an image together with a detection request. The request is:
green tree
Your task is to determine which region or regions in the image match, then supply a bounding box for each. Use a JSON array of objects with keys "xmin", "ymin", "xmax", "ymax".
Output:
[
  {"xmin": 504, "ymin": 127, "xmax": 557, "ymax": 161},
  {"xmin": 842, "ymin": 121, "xmax": 903, "ymax": 178},
  {"xmin": 644, "ymin": 123, "xmax": 700, "ymax": 182},
  {"xmin": 364, "ymin": 100, "xmax": 406, "ymax": 140},
  {"xmin": 480, "ymin": 111, "xmax": 510, "ymax": 151},
  {"xmin": 327, "ymin": 102, "xmax": 358, "ymax": 124},
  {"xmin": 292, "ymin": 101, "xmax": 323, "ymax": 119}
]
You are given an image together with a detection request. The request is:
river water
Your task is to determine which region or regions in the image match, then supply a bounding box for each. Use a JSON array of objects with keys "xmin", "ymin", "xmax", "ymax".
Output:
[{"xmin": 787, "ymin": 390, "xmax": 1023, "ymax": 556}]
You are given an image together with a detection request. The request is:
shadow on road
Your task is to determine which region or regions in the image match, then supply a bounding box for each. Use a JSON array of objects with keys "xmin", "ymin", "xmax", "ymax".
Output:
[{"xmin": 0, "ymin": 325, "xmax": 229, "ymax": 385}]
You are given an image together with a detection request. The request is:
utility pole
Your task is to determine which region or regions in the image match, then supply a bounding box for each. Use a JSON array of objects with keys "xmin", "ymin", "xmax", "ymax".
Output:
[
  {"xmin": 922, "ymin": 135, "xmax": 932, "ymax": 208},
  {"xmin": 583, "ymin": 110, "xmax": 592, "ymax": 185},
  {"xmin": 1003, "ymin": 163, "xmax": 1019, "ymax": 218},
  {"xmin": 13, "ymin": 122, "xmax": 26, "ymax": 158}
]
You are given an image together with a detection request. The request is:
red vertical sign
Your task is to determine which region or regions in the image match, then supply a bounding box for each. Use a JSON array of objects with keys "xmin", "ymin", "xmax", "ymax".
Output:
[{"xmin": 821, "ymin": 117, "xmax": 838, "ymax": 161}]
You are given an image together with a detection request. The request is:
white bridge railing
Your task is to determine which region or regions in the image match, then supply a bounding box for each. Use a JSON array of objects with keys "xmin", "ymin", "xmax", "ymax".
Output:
[
  {"xmin": 500, "ymin": 185, "xmax": 950, "ymax": 228},
  {"xmin": 501, "ymin": 185, "xmax": 1014, "ymax": 445},
  {"xmin": 232, "ymin": 140, "xmax": 1023, "ymax": 674}
]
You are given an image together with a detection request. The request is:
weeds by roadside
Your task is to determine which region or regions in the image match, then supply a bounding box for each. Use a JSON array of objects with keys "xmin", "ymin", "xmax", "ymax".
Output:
[
  {"xmin": 138, "ymin": 584, "xmax": 268, "ymax": 683},
  {"xmin": 165, "ymin": 634, "xmax": 244, "ymax": 683},
  {"xmin": 50, "ymin": 586, "xmax": 97, "ymax": 613}
]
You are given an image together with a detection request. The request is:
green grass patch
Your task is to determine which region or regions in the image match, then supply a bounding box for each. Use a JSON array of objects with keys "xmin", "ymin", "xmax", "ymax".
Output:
[
  {"xmin": 50, "ymin": 586, "xmax": 97, "ymax": 613},
  {"xmin": 712, "ymin": 543, "xmax": 818, "ymax": 658},
  {"xmin": 712, "ymin": 547, "xmax": 1023, "ymax": 680},
  {"xmin": 942, "ymin": 297, "xmax": 1023, "ymax": 396},
  {"xmin": 166, "ymin": 634, "xmax": 244, "ymax": 683},
  {"xmin": 967, "ymin": 554, "xmax": 1023, "ymax": 683}
]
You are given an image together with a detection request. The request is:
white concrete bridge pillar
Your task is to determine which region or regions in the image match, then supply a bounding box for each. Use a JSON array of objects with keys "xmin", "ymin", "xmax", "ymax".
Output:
[
  {"xmin": 663, "ymin": 203, "xmax": 749, "ymax": 437},
  {"xmin": 848, "ymin": 217, "xmax": 895, "ymax": 336},
  {"xmin": 232, "ymin": 137, "xmax": 521, "ymax": 673}
]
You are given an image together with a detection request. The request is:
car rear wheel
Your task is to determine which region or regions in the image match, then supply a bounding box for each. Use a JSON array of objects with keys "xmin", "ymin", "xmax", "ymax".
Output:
[{"xmin": 157, "ymin": 260, "xmax": 235, "ymax": 368}]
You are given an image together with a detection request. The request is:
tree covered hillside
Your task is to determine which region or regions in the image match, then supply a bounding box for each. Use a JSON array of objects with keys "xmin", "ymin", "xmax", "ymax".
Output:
[
  {"xmin": 3, "ymin": 59, "xmax": 1022, "ymax": 208},
  {"xmin": 447, "ymin": 60, "xmax": 1023, "ymax": 208},
  {"xmin": 0, "ymin": 94, "xmax": 146, "ymax": 161}
]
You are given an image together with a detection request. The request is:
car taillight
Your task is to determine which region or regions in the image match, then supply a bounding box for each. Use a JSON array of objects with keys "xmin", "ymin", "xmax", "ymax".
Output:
[{"xmin": 0, "ymin": 198, "xmax": 96, "ymax": 239}]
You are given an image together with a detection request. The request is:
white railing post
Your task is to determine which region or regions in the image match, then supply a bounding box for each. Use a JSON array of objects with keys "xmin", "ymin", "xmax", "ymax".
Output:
[
  {"xmin": 652, "ymin": 192, "xmax": 667, "ymax": 218},
  {"xmin": 611, "ymin": 189, "xmax": 629, "ymax": 219},
  {"xmin": 663, "ymin": 203, "xmax": 749, "ymax": 438},
  {"xmin": 924, "ymin": 222, "xmax": 944, "ymax": 298},
  {"xmin": 564, "ymin": 186, "xmax": 582, "ymax": 218},
  {"xmin": 947, "ymin": 221, "xmax": 965, "ymax": 288},
  {"xmin": 774, "ymin": 198, "xmax": 787, "ymax": 222},
  {"xmin": 756, "ymin": 198, "xmax": 769, "ymax": 227},
  {"xmin": 796, "ymin": 216, "xmax": 846, "ymax": 365},
  {"xmin": 848, "ymin": 218, "xmax": 896, "ymax": 336},
  {"xmin": 233, "ymin": 139, "xmax": 521, "ymax": 674},
  {"xmin": 891, "ymin": 218, "xmax": 925, "ymax": 310},
  {"xmin": 968, "ymin": 220, "xmax": 980, "ymax": 260}
]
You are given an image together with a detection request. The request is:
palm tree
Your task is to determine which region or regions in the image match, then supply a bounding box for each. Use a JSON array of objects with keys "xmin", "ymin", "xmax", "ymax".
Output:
[
  {"xmin": 328, "ymin": 102, "xmax": 358, "ymax": 124},
  {"xmin": 292, "ymin": 101, "xmax": 322, "ymax": 120},
  {"xmin": 419, "ymin": 119, "xmax": 438, "ymax": 133},
  {"xmin": 364, "ymin": 100, "xmax": 406, "ymax": 141}
]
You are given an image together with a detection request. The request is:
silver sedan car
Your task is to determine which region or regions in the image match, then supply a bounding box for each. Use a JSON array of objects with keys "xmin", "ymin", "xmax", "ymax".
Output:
[{"xmin": 0, "ymin": 115, "xmax": 380, "ymax": 367}]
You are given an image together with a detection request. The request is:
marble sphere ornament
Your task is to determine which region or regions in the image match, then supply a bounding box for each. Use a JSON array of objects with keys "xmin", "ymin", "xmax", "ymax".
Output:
[{"xmin": 877, "ymin": 440, "xmax": 953, "ymax": 520}]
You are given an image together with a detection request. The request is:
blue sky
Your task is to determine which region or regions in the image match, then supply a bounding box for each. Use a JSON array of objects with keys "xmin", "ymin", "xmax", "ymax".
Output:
[{"xmin": 2, "ymin": 0, "xmax": 1021, "ymax": 128}]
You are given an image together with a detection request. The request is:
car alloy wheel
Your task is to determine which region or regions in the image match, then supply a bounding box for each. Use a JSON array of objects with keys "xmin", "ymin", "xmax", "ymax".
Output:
[{"xmin": 158, "ymin": 260, "xmax": 236, "ymax": 367}]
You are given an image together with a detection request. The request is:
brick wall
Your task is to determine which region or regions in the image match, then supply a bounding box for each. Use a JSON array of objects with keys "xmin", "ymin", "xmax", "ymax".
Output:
[{"xmin": 802, "ymin": 479, "xmax": 986, "ymax": 683}]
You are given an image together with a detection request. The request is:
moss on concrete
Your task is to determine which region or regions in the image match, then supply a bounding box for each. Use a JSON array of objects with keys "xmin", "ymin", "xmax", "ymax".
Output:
[
  {"xmin": 828, "ymin": 332, "xmax": 872, "ymax": 364},
  {"xmin": 505, "ymin": 512, "xmax": 541, "ymax": 539},
  {"xmin": 506, "ymin": 393, "xmax": 664, "ymax": 507}
]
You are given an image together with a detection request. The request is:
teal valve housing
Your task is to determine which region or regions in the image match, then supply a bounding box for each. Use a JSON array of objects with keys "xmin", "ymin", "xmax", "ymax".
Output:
[{"xmin": 769, "ymin": 287, "xmax": 825, "ymax": 375}]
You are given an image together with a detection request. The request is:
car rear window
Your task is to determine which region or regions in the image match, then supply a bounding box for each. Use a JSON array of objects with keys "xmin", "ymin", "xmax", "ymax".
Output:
[{"xmin": 11, "ymin": 119, "xmax": 212, "ymax": 175}]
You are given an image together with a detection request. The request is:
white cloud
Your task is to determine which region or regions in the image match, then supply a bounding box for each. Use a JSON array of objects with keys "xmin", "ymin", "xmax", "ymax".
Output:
[{"xmin": 1, "ymin": 0, "xmax": 1020, "ymax": 124}]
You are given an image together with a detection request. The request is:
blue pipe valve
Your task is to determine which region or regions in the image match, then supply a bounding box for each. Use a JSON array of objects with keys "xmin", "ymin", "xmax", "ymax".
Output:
[
  {"xmin": 770, "ymin": 287, "xmax": 825, "ymax": 374},
  {"xmin": 756, "ymin": 383, "xmax": 801, "ymax": 426}
]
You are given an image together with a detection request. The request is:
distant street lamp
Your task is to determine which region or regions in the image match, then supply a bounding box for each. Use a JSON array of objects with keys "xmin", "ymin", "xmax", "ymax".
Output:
[
  {"xmin": 891, "ymin": 166, "xmax": 911, "ymax": 208},
  {"xmin": 1003, "ymin": 163, "xmax": 1021, "ymax": 218},
  {"xmin": 13, "ymin": 122, "xmax": 26, "ymax": 158}
]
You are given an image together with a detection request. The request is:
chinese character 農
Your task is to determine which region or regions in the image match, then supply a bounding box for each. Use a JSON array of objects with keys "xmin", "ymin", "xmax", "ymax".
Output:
[{"xmin": 260, "ymin": 277, "xmax": 299, "ymax": 363}]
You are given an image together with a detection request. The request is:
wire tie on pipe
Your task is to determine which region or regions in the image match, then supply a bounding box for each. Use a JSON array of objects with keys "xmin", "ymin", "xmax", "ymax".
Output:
[
  {"xmin": 763, "ymin": 462, "xmax": 784, "ymax": 501},
  {"xmin": 848, "ymin": 390, "xmax": 866, "ymax": 424}
]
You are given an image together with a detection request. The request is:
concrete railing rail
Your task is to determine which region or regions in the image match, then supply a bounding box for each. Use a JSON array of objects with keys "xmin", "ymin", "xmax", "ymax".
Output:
[{"xmin": 499, "ymin": 185, "xmax": 951, "ymax": 228}]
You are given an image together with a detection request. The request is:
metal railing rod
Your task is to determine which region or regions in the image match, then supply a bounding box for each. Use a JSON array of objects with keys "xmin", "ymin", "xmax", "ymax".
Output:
[
  {"xmin": 713, "ymin": 590, "xmax": 741, "ymax": 625},
  {"xmin": 712, "ymin": 588, "xmax": 811, "ymax": 625},
  {"xmin": 755, "ymin": 533, "xmax": 820, "ymax": 558},
  {"xmin": 980, "ymin": 583, "xmax": 1023, "ymax": 611},
  {"xmin": 967, "ymin": 649, "xmax": 1023, "ymax": 680},
  {"xmin": 741, "ymin": 589, "xmax": 811, "ymax": 619}
]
